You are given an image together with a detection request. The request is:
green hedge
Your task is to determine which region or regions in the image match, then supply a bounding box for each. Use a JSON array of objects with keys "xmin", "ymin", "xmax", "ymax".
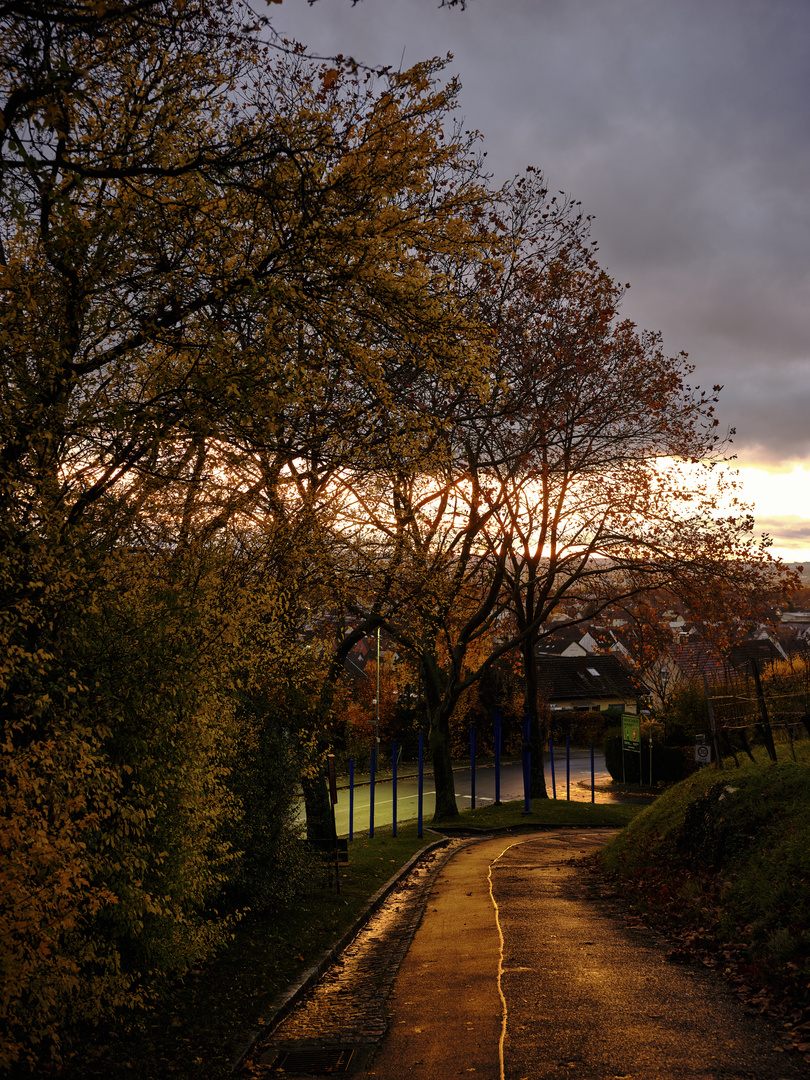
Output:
[{"xmin": 603, "ymin": 731, "xmax": 688, "ymax": 784}]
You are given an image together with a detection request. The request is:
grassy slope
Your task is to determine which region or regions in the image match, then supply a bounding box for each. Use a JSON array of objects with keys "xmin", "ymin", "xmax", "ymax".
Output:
[{"xmin": 597, "ymin": 747, "xmax": 810, "ymax": 1053}]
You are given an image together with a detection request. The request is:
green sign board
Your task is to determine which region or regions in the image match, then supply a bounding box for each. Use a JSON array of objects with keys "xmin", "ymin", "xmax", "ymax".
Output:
[{"xmin": 622, "ymin": 713, "xmax": 641, "ymax": 752}]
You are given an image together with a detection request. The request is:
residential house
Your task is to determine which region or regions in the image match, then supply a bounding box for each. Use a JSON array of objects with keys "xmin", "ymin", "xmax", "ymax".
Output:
[
  {"xmin": 667, "ymin": 636, "xmax": 783, "ymax": 688},
  {"xmin": 535, "ymin": 626, "xmax": 597, "ymax": 657},
  {"xmin": 535, "ymin": 653, "xmax": 643, "ymax": 714}
]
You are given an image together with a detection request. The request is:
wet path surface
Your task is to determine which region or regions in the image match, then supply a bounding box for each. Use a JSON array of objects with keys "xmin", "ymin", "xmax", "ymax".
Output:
[
  {"xmin": 492, "ymin": 834, "xmax": 808, "ymax": 1080},
  {"xmin": 242, "ymin": 838, "xmax": 474, "ymax": 1074},
  {"xmin": 241, "ymin": 832, "xmax": 809, "ymax": 1079}
]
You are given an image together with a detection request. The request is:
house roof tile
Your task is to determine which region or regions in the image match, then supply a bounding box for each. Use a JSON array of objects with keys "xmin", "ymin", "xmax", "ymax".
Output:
[{"xmin": 535, "ymin": 653, "xmax": 641, "ymax": 703}]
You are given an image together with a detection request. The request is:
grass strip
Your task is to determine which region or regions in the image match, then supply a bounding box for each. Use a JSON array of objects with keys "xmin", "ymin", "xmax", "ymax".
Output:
[{"xmin": 433, "ymin": 794, "xmax": 641, "ymax": 830}]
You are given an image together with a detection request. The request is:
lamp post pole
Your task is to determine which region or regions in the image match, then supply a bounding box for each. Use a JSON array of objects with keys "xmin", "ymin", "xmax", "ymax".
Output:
[{"xmin": 375, "ymin": 626, "xmax": 380, "ymax": 762}]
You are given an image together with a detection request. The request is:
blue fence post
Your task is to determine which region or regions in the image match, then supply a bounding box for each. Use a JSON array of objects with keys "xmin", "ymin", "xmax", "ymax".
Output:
[
  {"xmin": 369, "ymin": 746, "xmax": 376, "ymax": 839},
  {"xmin": 494, "ymin": 709, "xmax": 502, "ymax": 805},
  {"xmin": 522, "ymin": 712, "xmax": 531, "ymax": 814},
  {"xmin": 590, "ymin": 742, "xmax": 595, "ymax": 803},
  {"xmin": 470, "ymin": 725, "xmax": 476, "ymax": 809},
  {"xmin": 392, "ymin": 740, "xmax": 397, "ymax": 837},
  {"xmin": 349, "ymin": 758, "xmax": 354, "ymax": 841},
  {"xmin": 417, "ymin": 732, "xmax": 424, "ymax": 839},
  {"xmin": 549, "ymin": 737, "xmax": 557, "ymax": 799},
  {"xmin": 566, "ymin": 735, "xmax": 571, "ymax": 801}
]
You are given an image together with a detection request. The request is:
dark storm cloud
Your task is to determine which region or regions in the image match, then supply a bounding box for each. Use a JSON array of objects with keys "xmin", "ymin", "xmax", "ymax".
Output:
[{"xmin": 273, "ymin": 0, "xmax": 810, "ymax": 466}]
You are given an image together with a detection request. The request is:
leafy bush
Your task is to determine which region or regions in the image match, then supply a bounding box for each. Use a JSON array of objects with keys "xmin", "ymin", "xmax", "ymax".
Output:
[
  {"xmin": 0, "ymin": 541, "xmax": 311, "ymax": 1069},
  {"xmin": 223, "ymin": 688, "xmax": 314, "ymax": 915},
  {"xmin": 659, "ymin": 681, "xmax": 709, "ymax": 743},
  {"xmin": 603, "ymin": 730, "xmax": 688, "ymax": 784},
  {"xmin": 549, "ymin": 709, "xmax": 608, "ymax": 747}
]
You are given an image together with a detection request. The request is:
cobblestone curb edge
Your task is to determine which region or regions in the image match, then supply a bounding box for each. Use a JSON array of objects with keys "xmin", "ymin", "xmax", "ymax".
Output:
[{"xmin": 228, "ymin": 832, "xmax": 452, "ymax": 1072}]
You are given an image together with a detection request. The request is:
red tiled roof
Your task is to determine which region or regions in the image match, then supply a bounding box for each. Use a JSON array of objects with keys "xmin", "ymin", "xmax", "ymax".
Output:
[{"xmin": 667, "ymin": 640, "xmax": 726, "ymax": 681}]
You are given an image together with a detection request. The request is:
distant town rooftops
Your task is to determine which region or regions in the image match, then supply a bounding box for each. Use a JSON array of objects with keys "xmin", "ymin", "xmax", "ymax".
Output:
[
  {"xmin": 781, "ymin": 611, "xmax": 810, "ymax": 624},
  {"xmin": 668, "ymin": 637, "xmax": 784, "ymax": 683}
]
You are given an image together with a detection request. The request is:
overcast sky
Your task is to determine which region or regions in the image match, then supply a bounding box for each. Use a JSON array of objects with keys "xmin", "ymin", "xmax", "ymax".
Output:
[{"xmin": 269, "ymin": 0, "xmax": 810, "ymax": 552}]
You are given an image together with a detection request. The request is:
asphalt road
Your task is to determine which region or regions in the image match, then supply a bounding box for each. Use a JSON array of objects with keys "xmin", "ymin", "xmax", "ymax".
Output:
[
  {"xmin": 333, "ymin": 752, "xmax": 611, "ymax": 836},
  {"xmin": 357, "ymin": 832, "xmax": 807, "ymax": 1080}
]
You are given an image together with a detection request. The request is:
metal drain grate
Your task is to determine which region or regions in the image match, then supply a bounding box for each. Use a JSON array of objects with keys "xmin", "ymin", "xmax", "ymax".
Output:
[{"xmin": 267, "ymin": 1048, "xmax": 355, "ymax": 1074}]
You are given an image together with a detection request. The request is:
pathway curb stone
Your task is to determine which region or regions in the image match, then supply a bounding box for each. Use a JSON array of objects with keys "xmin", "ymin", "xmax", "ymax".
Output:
[
  {"xmin": 234, "ymin": 824, "xmax": 625, "ymax": 1075},
  {"xmin": 228, "ymin": 833, "xmax": 453, "ymax": 1072}
]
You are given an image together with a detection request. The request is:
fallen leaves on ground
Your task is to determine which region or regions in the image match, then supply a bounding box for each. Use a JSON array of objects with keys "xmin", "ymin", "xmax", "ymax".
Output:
[{"xmin": 578, "ymin": 857, "xmax": 810, "ymax": 1057}]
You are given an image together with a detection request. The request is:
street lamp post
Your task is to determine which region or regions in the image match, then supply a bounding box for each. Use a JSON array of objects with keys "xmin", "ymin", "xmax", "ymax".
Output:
[{"xmin": 375, "ymin": 626, "xmax": 380, "ymax": 762}]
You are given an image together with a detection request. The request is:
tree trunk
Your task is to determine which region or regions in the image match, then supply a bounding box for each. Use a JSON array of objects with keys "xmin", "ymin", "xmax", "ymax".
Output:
[
  {"xmin": 429, "ymin": 703, "xmax": 459, "ymax": 821},
  {"xmin": 523, "ymin": 637, "xmax": 549, "ymax": 798},
  {"xmin": 421, "ymin": 653, "xmax": 459, "ymax": 821},
  {"xmin": 301, "ymin": 771, "xmax": 333, "ymax": 841}
]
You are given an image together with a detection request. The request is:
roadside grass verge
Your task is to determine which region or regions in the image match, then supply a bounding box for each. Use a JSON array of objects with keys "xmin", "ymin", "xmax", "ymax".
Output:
[
  {"xmin": 596, "ymin": 744, "xmax": 810, "ymax": 1052},
  {"xmin": 432, "ymin": 794, "xmax": 641, "ymax": 830},
  {"xmin": 60, "ymin": 797, "xmax": 640, "ymax": 1079},
  {"xmin": 61, "ymin": 827, "xmax": 431, "ymax": 1080}
]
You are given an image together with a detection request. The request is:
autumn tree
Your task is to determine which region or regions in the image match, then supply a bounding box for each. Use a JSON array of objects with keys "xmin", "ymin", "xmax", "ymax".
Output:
[
  {"xmin": 0, "ymin": 0, "xmax": 495, "ymax": 1064},
  {"xmin": 479, "ymin": 206, "xmax": 788, "ymax": 796},
  {"xmin": 587, "ymin": 591, "xmax": 684, "ymax": 710},
  {"xmin": 329, "ymin": 170, "xmax": 790, "ymax": 818}
]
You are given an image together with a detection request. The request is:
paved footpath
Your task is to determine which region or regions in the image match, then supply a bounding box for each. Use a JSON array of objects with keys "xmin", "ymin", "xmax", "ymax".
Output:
[{"xmin": 242, "ymin": 831, "xmax": 809, "ymax": 1079}]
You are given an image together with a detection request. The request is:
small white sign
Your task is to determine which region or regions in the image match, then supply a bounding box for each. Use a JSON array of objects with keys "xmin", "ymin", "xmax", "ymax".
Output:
[{"xmin": 695, "ymin": 744, "xmax": 712, "ymax": 763}]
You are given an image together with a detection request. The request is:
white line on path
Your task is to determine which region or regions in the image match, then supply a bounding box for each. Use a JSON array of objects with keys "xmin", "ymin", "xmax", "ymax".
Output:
[
  {"xmin": 488, "ymin": 835, "xmax": 547, "ymax": 1080},
  {"xmin": 340, "ymin": 791, "xmax": 437, "ymax": 810}
]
